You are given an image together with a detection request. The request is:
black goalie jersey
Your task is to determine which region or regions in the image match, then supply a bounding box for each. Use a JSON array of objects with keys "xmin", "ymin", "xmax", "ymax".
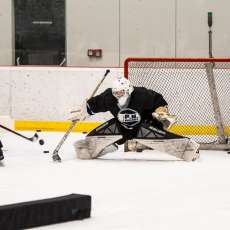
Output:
[{"xmin": 87, "ymin": 87, "xmax": 167, "ymax": 142}]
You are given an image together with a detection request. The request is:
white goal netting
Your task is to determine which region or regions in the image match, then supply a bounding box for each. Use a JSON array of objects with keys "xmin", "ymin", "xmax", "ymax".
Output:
[{"xmin": 124, "ymin": 58, "xmax": 230, "ymax": 144}]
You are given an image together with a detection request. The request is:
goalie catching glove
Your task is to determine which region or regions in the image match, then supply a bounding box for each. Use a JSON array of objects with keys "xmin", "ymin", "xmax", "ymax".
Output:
[
  {"xmin": 152, "ymin": 106, "xmax": 177, "ymax": 130},
  {"xmin": 69, "ymin": 100, "xmax": 90, "ymax": 121}
]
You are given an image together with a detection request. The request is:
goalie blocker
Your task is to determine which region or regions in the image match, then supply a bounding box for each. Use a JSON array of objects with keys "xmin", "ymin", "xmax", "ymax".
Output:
[{"xmin": 74, "ymin": 118, "xmax": 200, "ymax": 162}]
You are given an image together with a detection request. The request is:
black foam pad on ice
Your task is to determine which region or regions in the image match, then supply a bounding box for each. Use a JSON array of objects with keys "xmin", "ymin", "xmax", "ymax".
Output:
[{"xmin": 0, "ymin": 193, "xmax": 91, "ymax": 230}]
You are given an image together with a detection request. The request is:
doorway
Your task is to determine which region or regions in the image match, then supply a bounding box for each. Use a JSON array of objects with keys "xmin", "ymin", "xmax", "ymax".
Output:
[{"xmin": 14, "ymin": 0, "xmax": 66, "ymax": 65}]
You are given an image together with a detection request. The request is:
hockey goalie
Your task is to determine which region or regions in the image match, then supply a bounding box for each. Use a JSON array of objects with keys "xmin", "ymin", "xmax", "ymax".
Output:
[{"xmin": 71, "ymin": 77, "xmax": 200, "ymax": 161}]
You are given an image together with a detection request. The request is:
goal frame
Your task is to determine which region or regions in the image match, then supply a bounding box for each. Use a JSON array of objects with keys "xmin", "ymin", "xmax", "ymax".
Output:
[{"xmin": 124, "ymin": 57, "xmax": 230, "ymax": 151}]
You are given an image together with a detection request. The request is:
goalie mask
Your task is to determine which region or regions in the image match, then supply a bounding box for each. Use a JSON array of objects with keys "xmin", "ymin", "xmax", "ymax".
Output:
[
  {"xmin": 117, "ymin": 108, "xmax": 141, "ymax": 129},
  {"xmin": 112, "ymin": 77, "xmax": 134, "ymax": 107}
]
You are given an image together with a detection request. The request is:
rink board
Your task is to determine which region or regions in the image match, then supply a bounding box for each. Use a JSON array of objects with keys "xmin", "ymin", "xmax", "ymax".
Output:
[{"xmin": 14, "ymin": 120, "xmax": 230, "ymax": 136}]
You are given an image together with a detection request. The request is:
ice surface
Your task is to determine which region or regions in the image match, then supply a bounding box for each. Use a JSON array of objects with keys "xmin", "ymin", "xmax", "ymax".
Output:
[{"xmin": 1, "ymin": 131, "xmax": 230, "ymax": 230}]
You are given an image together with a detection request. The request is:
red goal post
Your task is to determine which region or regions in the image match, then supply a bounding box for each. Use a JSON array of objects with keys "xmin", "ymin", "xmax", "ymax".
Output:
[{"xmin": 124, "ymin": 57, "xmax": 230, "ymax": 149}]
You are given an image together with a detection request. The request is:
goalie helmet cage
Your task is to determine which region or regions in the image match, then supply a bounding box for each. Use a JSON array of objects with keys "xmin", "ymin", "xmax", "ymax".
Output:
[{"xmin": 124, "ymin": 57, "xmax": 230, "ymax": 150}]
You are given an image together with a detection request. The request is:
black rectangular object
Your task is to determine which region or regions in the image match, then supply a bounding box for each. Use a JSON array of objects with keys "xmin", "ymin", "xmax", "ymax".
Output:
[{"xmin": 0, "ymin": 193, "xmax": 91, "ymax": 230}]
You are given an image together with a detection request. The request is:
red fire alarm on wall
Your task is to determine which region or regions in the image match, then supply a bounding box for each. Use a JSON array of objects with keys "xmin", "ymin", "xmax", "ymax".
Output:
[{"xmin": 87, "ymin": 49, "xmax": 102, "ymax": 58}]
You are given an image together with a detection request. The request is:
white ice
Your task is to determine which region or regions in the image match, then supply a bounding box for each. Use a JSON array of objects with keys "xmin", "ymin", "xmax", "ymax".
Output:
[{"xmin": 1, "ymin": 131, "xmax": 230, "ymax": 230}]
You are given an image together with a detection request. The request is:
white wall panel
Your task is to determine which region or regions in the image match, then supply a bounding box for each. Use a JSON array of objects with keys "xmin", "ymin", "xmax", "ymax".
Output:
[
  {"xmin": 177, "ymin": 0, "xmax": 230, "ymax": 58},
  {"xmin": 0, "ymin": 1, "xmax": 230, "ymax": 66},
  {"xmin": 66, "ymin": 0, "xmax": 119, "ymax": 66},
  {"xmin": 0, "ymin": 0, "xmax": 13, "ymax": 65},
  {"xmin": 120, "ymin": 0, "xmax": 175, "ymax": 64}
]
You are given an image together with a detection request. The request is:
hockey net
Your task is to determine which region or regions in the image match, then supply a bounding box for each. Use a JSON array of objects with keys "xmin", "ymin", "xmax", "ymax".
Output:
[{"xmin": 124, "ymin": 57, "xmax": 230, "ymax": 147}]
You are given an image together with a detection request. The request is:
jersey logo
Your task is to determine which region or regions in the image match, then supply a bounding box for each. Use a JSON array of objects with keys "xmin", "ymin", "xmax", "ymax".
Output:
[{"xmin": 117, "ymin": 108, "xmax": 141, "ymax": 129}]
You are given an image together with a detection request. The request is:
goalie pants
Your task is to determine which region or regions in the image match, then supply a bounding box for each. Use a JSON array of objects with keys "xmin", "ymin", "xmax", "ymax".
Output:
[
  {"xmin": 87, "ymin": 118, "xmax": 183, "ymax": 145},
  {"xmin": 87, "ymin": 118, "xmax": 139, "ymax": 145}
]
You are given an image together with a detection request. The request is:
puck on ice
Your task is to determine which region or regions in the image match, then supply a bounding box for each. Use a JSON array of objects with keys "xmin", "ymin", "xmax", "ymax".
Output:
[
  {"xmin": 39, "ymin": 139, "xmax": 45, "ymax": 145},
  {"xmin": 43, "ymin": 150, "xmax": 49, "ymax": 153}
]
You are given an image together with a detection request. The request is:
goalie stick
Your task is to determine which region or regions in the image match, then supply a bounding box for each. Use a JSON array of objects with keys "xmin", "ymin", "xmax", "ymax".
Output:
[
  {"xmin": 52, "ymin": 69, "xmax": 111, "ymax": 162},
  {"xmin": 0, "ymin": 124, "xmax": 39, "ymax": 142}
]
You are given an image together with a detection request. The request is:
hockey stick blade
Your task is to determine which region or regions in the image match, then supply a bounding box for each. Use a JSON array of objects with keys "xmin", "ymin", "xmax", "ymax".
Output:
[
  {"xmin": 52, "ymin": 120, "xmax": 77, "ymax": 163},
  {"xmin": 52, "ymin": 151, "xmax": 61, "ymax": 162},
  {"xmin": 0, "ymin": 124, "xmax": 39, "ymax": 142},
  {"xmin": 30, "ymin": 133, "xmax": 39, "ymax": 142}
]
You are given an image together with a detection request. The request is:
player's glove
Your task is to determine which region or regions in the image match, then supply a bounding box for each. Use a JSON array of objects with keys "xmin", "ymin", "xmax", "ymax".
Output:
[
  {"xmin": 69, "ymin": 100, "xmax": 89, "ymax": 121},
  {"xmin": 152, "ymin": 107, "xmax": 176, "ymax": 130}
]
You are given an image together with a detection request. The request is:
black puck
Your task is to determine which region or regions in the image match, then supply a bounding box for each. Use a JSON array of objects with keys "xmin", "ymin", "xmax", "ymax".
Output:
[
  {"xmin": 39, "ymin": 139, "xmax": 45, "ymax": 145},
  {"xmin": 43, "ymin": 150, "xmax": 49, "ymax": 153}
]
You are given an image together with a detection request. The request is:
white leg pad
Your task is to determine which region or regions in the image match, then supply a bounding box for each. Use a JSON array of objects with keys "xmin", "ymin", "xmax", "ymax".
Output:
[
  {"xmin": 182, "ymin": 140, "xmax": 200, "ymax": 161},
  {"xmin": 133, "ymin": 138, "xmax": 200, "ymax": 162},
  {"xmin": 74, "ymin": 135, "xmax": 122, "ymax": 159}
]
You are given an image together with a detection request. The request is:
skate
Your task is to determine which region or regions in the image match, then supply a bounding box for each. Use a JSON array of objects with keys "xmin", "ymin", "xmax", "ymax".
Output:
[{"xmin": 0, "ymin": 148, "xmax": 4, "ymax": 161}]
